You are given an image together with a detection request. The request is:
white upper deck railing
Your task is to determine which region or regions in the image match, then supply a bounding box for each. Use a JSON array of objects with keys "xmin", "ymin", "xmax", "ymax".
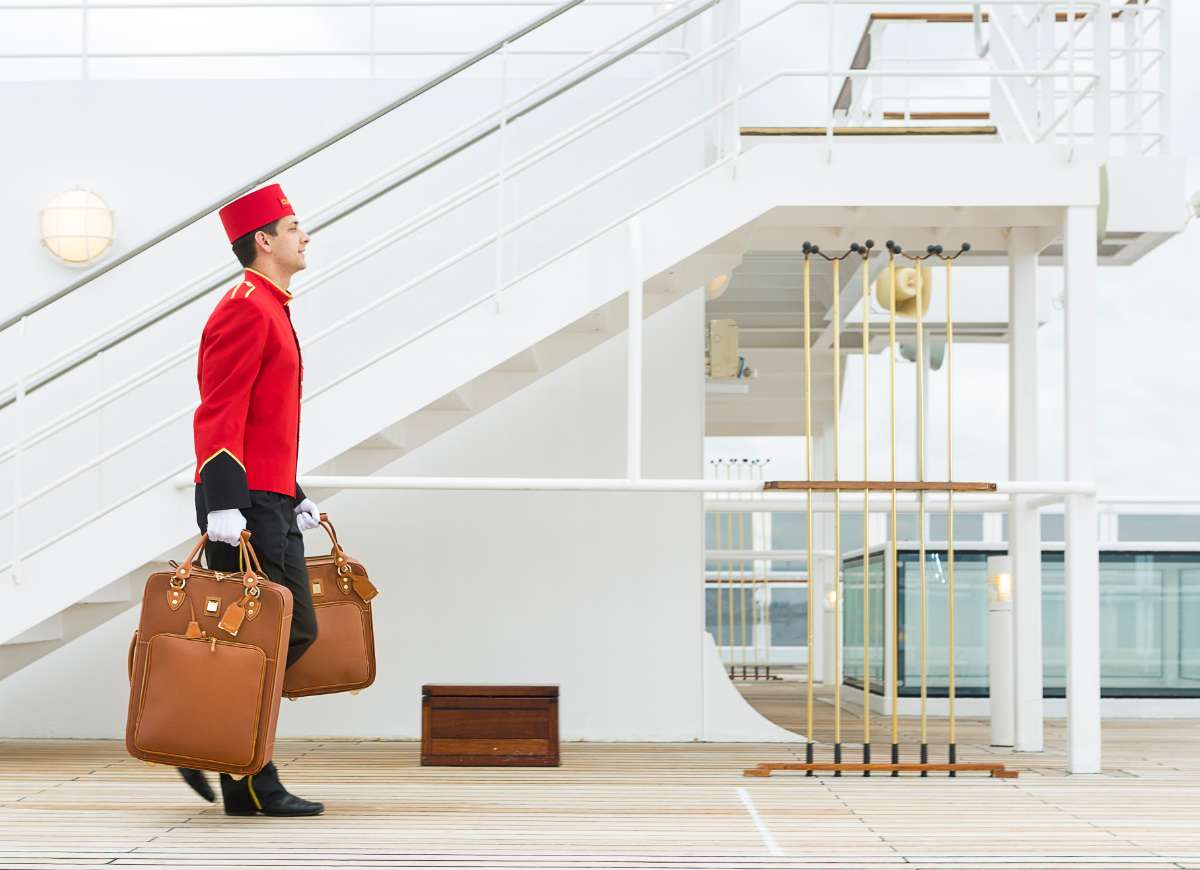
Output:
[
  {"xmin": 832, "ymin": 0, "xmax": 1168, "ymax": 156},
  {"xmin": 0, "ymin": 0, "xmax": 686, "ymax": 80}
]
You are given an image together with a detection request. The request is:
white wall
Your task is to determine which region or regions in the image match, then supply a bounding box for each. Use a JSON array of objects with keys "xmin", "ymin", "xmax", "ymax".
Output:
[{"xmin": 0, "ymin": 288, "xmax": 791, "ymax": 741}]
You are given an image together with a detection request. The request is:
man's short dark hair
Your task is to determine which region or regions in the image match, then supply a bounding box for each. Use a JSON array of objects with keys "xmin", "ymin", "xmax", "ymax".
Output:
[{"xmin": 231, "ymin": 219, "xmax": 281, "ymax": 268}]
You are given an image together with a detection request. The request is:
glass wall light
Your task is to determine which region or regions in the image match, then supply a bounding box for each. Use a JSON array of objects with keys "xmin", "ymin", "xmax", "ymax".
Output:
[{"xmin": 40, "ymin": 188, "xmax": 114, "ymax": 266}]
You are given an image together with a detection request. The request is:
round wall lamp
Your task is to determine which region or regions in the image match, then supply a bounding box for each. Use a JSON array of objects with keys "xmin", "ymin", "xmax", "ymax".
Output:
[{"xmin": 40, "ymin": 188, "xmax": 115, "ymax": 266}]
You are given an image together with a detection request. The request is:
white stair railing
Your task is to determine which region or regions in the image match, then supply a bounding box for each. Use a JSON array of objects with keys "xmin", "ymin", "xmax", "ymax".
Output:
[{"xmin": 832, "ymin": 1, "xmax": 1166, "ymax": 155}]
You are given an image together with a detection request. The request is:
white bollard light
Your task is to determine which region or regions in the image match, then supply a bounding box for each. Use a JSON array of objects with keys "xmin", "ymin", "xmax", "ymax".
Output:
[{"xmin": 987, "ymin": 555, "xmax": 1014, "ymax": 748}]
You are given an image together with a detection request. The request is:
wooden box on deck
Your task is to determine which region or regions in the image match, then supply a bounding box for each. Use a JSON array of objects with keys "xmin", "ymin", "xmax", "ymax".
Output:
[{"xmin": 421, "ymin": 685, "xmax": 560, "ymax": 767}]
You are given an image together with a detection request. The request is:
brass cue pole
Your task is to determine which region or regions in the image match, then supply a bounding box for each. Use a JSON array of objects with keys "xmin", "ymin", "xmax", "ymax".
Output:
[
  {"xmin": 803, "ymin": 251, "xmax": 815, "ymax": 770},
  {"xmin": 833, "ymin": 255, "xmax": 843, "ymax": 772},
  {"xmin": 739, "ymin": 459, "xmax": 748, "ymax": 679},
  {"xmin": 915, "ymin": 255, "xmax": 929, "ymax": 776},
  {"xmin": 860, "ymin": 247, "xmax": 871, "ymax": 772},
  {"xmin": 888, "ymin": 251, "xmax": 899, "ymax": 775},
  {"xmin": 946, "ymin": 256, "xmax": 958, "ymax": 773}
]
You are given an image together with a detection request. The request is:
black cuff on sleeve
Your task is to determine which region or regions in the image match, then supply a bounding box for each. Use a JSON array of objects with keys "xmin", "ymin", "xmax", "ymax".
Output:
[
  {"xmin": 294, "ymin": 481, "xmax": 306, "ymax": 505},
  {"xmin": 198, "ymin": 452, "xmax": 251, "ymax": 511}
]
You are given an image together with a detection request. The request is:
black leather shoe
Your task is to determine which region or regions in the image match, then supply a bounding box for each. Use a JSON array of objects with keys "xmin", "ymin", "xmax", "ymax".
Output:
[
  {"xmin": 177, "ymin": 767, "xmax": 215, "ymax": 803},
  {"xmin": 219, "ymin": 762, "xmax": 324, "ymax": 817}
]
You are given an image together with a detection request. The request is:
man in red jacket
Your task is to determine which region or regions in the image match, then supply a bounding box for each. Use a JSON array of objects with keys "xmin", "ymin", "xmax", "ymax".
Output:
[{"xmin": 178, "ymin": 183, "xmax": 323, "ymax": 817}]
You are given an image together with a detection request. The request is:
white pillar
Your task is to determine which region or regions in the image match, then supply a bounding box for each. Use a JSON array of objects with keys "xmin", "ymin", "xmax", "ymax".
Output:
[
  {"xmin": 627, "ymin": 217, "xmax": 644, "ymax": 482},
  {"xmin": 1008, "ymin": 227, "xmax": 1044, "ymax": 752},
  {"xmin": 987, "ymin": 555, "xmax": 1015, "ymax": 748},
  {"xmin": 822, "ymin": 587, "xmax": 838, "ymax": 687},
  {"xmin": 711, "ymin": 0, "xmax": 741, "ymax": 163},
  {"xmin": 1063, "ymin": 205, "xmax": 1101, "ymax": 774},
  {"xmin": 812, "ymin": 425, "xmax": 834, "ymax": 684}
]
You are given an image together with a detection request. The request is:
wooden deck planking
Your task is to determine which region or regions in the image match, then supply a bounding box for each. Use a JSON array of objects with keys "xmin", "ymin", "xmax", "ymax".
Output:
[{"xmin": 2, "ymin": 681, "xmax": 1200, "ymax": 868}]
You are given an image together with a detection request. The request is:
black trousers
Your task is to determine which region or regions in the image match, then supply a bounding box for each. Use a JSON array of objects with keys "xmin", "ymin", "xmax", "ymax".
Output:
[{"xmin": 195, "ymin": 488, "xmax": 318, "ymax": 669}]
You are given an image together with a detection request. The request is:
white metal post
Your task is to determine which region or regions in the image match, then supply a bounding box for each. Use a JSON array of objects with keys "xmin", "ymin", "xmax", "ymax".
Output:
[
  {"xmin": 11, "ymin": 317, "xmax": 25, "ymax": 584},
  {"xmin": 493, "ymin": 40, "xmax": 511, "ymax": 314},
  {"xmin": 713, "ymin": 0, "xmax": 741, "ymax": 164},
  {"xmin": 824, "ymin": 0, "xmax": 834, "ymax": 160},
  {"xmin": 1036, "ymin": 3, "xmax": 1055, "ymax": 131},
  {"xmin": 1067, "ymin": 0, "xmax": 1076, "ymax": 153},
  {"xmin": 1091, "ymin": 0, "xmax": 1111, "ymax": 155},
  {"xmin": 368, "ymin": 0, "xmax": 377, "ymax": 78},
  {"xmin": 627, "ymin": 216, "xmax": 644, "ymax": 483},
  {"xmin": 1158, "ymin": 0, "xmax": 1172, "ymax": 154},
  {"xmin": 81, "ymin": 0, "xmax": 89, "ymax": 81},
  {"xmin": 1063, "ymin": 204, "xmax": 1101, "ymax": 774},
  {"xmin": 814, "ymin": 424, "xmax": 834, "ymax": 684},
  {"xmin": 1008, "ymin": 226, "xmax": 1044, "ymax": 752},
  {"xmin": 1122, "ymin": 2, "xmax": 1138, "ymax": 156},
  {"xmin": 987, "ymin": 555, "xmax": 1015, "ymax": 747}
]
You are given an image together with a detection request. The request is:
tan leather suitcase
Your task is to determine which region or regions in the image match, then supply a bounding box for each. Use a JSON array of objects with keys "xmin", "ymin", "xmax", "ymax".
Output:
[
  {"xmin": 283, "ymin": 513, "xmax": 379, "ymax": 699},
  {"xmin": 125, "ymin": 531, "xmax": 292, "ymax": 776}
]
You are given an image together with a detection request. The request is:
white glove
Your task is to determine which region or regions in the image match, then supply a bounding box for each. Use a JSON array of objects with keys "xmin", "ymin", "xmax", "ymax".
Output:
[
  {"xmin": 294, "ymin": 497, "xmax": 321, "ymax": 532},
  {"xmin": 207, "ymin": 509, "xmax": 246, "ymax": 546}
]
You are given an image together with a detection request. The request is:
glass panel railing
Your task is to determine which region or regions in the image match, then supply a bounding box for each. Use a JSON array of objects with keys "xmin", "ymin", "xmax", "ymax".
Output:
[
  {"xmin": 842, "ymin": 553, "xmax": 884, "ymax": 690},
  {"xmin": 896, "ymin": 550, "xmax": 990, "ymax": 696},
  {"xmin": 852, "ymin": 547, "xmax": 1200, "ymax": 699}
]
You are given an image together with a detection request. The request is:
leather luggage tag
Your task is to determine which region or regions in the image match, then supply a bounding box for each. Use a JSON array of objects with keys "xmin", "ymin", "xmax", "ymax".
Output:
[
  {"xmin": 218, "ymin": 597, "xmax": 248, "ymax": 636},
  {"xmin": 352, "ymin": 574, "xmax": 379, "ymax": 603}
]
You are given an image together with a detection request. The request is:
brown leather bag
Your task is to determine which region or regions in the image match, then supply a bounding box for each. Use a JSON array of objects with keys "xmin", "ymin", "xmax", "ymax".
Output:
[
  {"xmin": 125, "ymin": 531, "xmax": 293, "ymax": 776},
  {"xmin": 283, "ymin": 513, "xmax": 379, "ymax": 699}
]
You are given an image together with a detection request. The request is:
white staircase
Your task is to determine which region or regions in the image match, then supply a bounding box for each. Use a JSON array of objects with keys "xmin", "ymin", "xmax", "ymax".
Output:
[{"xmin": 0, "ymin": 0, "xmax": 1178, "ymax": 690}]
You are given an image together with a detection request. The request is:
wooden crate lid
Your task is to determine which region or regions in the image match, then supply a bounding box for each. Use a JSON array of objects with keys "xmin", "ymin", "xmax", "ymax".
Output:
[{"xmin": 422, "ymin": 684, "xmax": 558, "ymax": 698}]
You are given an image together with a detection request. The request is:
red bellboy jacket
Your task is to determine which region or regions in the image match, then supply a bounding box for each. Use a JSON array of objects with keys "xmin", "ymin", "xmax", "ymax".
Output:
[{"xmin": 193, "ymin": 267, "xmax": 305, "ymax": 511}]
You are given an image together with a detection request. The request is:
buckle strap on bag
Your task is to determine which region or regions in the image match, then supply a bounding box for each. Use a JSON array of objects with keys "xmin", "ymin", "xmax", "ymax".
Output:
[{"xmin": 317, "ymin": 513, "xmax": 379, "ymax": 603}]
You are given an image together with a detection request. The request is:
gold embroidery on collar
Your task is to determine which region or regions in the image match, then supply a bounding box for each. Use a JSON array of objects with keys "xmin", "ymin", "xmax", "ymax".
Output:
[{"xmin": 245, "ymin": 268, "xmax": 293, "ymax": 299}]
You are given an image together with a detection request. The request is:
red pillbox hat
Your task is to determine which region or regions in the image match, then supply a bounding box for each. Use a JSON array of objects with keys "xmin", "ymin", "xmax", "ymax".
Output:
[{"xmin": 218, "ymin": 183, "xmax": 295, "ymax": 243}]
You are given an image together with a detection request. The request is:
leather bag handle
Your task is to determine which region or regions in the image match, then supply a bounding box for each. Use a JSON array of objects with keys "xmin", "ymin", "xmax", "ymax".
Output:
[
  {"xmin": 317, "ymin": 513, "xmax": 348, "ymax": 568},
  {"xmin": 176, "ymin": 530, "xmax": 265, "ymax": 588},
  {"xmin": 317, "ymin": 512, "xmax": 340, "ymax": 549}
]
